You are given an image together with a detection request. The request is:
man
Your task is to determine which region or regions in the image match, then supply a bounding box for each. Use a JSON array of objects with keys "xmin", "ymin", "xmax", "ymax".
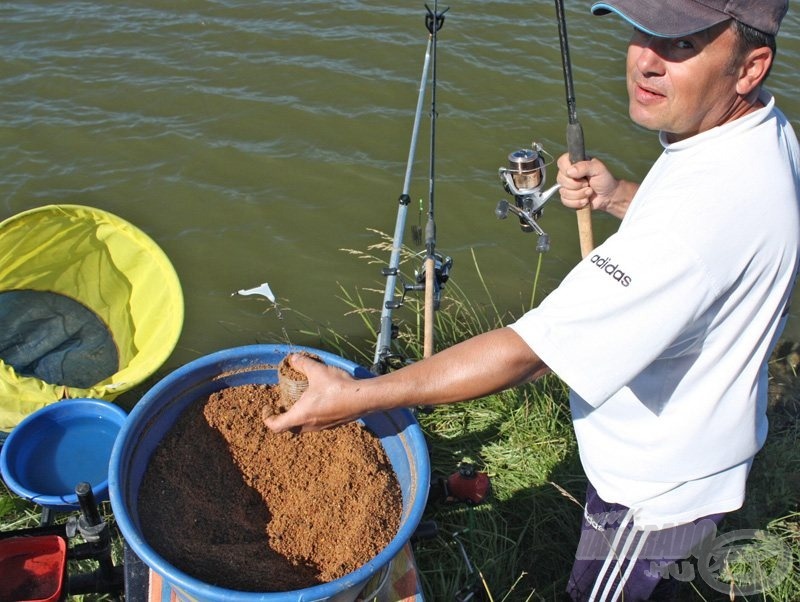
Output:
[{"xmin": 266, "ymin": 1, "xmax": 799, "ymax": 600}]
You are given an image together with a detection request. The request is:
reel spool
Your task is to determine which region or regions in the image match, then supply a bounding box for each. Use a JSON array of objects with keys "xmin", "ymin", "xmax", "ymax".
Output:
[{"xmin": 504, "ymin": 146, "xmax": 545, "ymax": 198}]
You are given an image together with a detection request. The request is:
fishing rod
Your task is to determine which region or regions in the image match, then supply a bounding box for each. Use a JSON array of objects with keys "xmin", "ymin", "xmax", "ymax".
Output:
[
  {"xmin": 493, "ymin": 2, "xmax": 595, "ymax": 258},
  {"xmin": 555, "ymin": 0, "xmax": 594, "ymax": 257},
  {"xmin": 371, "ymin": 4, "xmax": 450, "ymax": 375},
  {"xmin": 422, "ymin": 0, "xmax": 449, "ymax": 359}
]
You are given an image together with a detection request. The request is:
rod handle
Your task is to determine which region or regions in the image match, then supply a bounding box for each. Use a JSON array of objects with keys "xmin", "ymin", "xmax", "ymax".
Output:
[
  {"xmin": 424, "ymin": 257, "xmax": 435, "ymax": 358},
  {"xmin": 567, "ymin": 121, "xmax": 594, "ymax": 258}
]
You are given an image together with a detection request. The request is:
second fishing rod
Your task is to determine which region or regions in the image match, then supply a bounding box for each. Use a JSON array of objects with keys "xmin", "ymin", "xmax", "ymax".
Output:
[
  {"xmin": 422, "ymin": 0, "xmax": 451, "ymax": 360},
  {"xmin": 372, "ymin": 2, "xmax": 451, "ymax": 375}
]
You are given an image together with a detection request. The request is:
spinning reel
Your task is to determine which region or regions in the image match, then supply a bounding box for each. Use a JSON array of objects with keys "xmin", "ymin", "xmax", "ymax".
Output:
[{"xmin": 495, "ymin": 142, "xmax": 561, "ymax": 252}]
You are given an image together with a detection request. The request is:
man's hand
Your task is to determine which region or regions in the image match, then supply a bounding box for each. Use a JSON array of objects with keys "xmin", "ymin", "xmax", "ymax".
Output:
[
  {"xmin": 263, "ymin": 353, "xmax": 365, "ymax": 433},
  {"xmin": 556, "ymin": 153, "xmax": 637, "ymax": 220}
]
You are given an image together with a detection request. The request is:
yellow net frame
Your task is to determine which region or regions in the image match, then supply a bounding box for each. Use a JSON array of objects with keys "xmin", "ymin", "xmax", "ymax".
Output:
[{"xmin": 0, "ymin": 205, "xmax": 184, "ymax": 431}]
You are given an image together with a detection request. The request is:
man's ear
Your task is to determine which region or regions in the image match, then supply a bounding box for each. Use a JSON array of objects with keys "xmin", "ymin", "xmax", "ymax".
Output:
[{"xmin": 736, "ymin": 47, "xmax": 773, "ymax": 96}]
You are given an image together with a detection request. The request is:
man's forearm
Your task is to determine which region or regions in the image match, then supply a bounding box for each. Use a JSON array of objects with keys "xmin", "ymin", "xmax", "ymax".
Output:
[{"xmin": 356, "ymin": 327, "xmax": 549, "ymax": 412}]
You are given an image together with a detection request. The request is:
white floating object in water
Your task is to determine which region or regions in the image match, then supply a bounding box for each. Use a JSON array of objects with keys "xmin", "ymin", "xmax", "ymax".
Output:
[{"xmin": 235, "ymin": 282, "xmax": 276, "ymax": 303}]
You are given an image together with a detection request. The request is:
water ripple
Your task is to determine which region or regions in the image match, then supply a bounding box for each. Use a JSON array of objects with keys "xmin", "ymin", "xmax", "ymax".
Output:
[{"xmin": 1, "ymin": 0, "xmax": 799, "ymax": 349}]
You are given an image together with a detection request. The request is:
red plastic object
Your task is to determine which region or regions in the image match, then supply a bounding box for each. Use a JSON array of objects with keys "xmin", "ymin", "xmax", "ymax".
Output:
[
  {"xmin": 445, "ymin": 464, "xmax": 491, "ymax": 505},
  {"xmin": 0, "ymin": 535, "xmax": 67, "ymax": 602}
]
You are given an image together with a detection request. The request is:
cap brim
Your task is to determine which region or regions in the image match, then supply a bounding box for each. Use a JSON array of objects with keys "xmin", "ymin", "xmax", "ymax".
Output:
[{"xmin": 591, "ymin": 0, "xmax": 730, "ymax": 37}]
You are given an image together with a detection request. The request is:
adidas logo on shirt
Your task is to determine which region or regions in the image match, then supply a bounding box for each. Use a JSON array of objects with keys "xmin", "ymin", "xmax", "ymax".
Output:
[{"xmin": 590, "ymin": 254, "xmax": 632, "ymax": 287}]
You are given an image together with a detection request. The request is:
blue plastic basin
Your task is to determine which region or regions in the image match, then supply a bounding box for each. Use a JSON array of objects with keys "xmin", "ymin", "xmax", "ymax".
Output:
[
  {"xmin": 0, "ymin": 397, "xmax": 127, "ymax": 511},
  {"xmin": 108, "ymin": 344, "xmax": 430, "ymax": 602}
]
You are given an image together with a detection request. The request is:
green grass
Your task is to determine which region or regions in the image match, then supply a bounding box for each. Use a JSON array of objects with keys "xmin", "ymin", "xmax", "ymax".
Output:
[{"xmin": 1, "ymin": 234, "xmax": 798, "ymax": 601}]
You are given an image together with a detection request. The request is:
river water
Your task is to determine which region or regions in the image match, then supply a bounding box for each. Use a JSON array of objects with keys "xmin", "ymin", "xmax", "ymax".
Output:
[{"xmin": 2, "ymin": 1, "xmax": 799, "ymax": 372}]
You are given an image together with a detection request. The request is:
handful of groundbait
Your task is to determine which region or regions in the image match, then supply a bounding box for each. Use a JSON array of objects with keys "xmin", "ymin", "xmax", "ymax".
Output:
[{"xmin": 276, "ymin": 351, "xmax": 322, "ymax": 411}]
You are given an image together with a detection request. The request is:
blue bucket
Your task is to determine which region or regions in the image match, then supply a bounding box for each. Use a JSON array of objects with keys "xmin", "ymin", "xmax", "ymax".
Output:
[
  {"xmin": 108, "ymin": 344, "xmax": 430, "ymax": 602},
  {"xmin": 0, "ymin": 397, "xmax": 127, "ymax": 512}
]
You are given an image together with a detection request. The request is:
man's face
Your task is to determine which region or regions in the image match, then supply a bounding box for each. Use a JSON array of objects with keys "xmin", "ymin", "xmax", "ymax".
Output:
[{"xmin": 626, "ymin": 21, "xmax": 745, "ymax": 142}]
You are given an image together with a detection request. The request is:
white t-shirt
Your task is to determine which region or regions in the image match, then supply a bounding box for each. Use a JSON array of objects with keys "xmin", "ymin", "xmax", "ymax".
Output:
[{"xmin": 510, "ymin": 91, "xmax": 800, "ymax": 528}]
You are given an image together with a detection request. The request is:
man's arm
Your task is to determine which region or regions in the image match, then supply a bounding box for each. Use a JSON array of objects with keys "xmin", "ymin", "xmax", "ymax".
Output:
[
  {"xmin": 264, "ymin": 327, "xmax": 549, "ymax": 433},
  {"xmin": 556, "ymin": 154, "xmax": 639, "ymax": 220}
]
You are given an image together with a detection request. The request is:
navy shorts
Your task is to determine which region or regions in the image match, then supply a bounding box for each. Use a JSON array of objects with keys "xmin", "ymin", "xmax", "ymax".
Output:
[{"xmin": 567, "ymin": 482, "xmax": 725, "ymax": 602}]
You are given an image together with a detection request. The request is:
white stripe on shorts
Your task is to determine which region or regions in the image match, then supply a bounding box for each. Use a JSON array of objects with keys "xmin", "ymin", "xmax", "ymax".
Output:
[{"xmin": 587, "ymin": 508, "xmax": 653, "ymax": 602}]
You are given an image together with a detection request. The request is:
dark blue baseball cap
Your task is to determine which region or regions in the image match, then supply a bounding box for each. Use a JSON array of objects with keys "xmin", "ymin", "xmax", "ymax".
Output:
[{"xmin": 591, "ymin": 0, "xmax": 788, "ymax": 37}]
